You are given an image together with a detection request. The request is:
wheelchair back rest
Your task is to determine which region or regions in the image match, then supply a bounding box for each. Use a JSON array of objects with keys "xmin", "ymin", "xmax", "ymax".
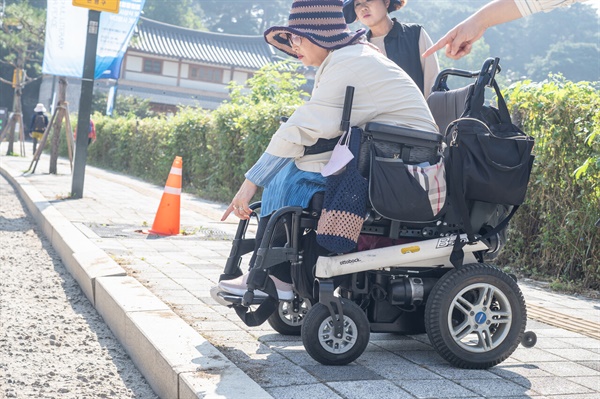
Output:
[{"xmin": 426, "ymin": 84, "xmax": 472, "ymax": 135}]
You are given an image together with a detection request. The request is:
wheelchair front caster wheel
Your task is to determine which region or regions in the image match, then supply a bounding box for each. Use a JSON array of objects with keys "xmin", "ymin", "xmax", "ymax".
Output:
[
  {"xmin": 521, "ymin": 331, "xmax": 537, "ymax": 348},
  {"xmin": 268, "ymin": 297, "xmax": 312, "ymax": 336},
  {"xmin": 301, "ymin": 299, "xmax": 370, "ymax": 365}
]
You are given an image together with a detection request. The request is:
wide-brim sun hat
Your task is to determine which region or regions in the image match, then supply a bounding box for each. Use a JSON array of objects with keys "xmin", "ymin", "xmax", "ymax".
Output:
[
  {"xmin": 264, "ymin": 0, "xmax": 366, "ymax": 58},
  {"xmin": 342, "ymin": 0, "xmax": 406, "ymax": 24},
  {"xmin": 34, "ymin": 103, "xmax": 46, "ymax": 113}
]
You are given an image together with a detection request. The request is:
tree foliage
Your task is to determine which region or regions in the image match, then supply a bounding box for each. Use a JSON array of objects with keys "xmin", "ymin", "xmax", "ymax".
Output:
[
  {"xmin": 199, "ymin": 0, "xmax": 290, "ymax": 34},
  {"xmin": 398, "ymin": 1, "xmax": 599, "ymax": 82},
  {"xmin": 152, "ymin": 0, "xmax": 599, "ymax": 81},
  {"xmin": 228, "ymin": 61, "xmax": 308, "ymax": 106},
  {"xmin": 0, "ymin": 1, "xmax": 45, "ymax": 83},
  {"xmin": 142, "ymin": 0, "xmax": 205, "ymax": 29}
]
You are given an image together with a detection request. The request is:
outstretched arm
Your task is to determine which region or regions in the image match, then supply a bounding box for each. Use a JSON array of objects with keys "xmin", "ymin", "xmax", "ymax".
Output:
[{"xmin": 422, "ymin": 0, "xmax": 522, "ymax": 59}]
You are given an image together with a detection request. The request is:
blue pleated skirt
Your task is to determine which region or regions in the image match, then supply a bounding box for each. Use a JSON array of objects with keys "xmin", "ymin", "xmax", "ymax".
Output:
[{"xmin": 260, "ymin": 162, "xmax": 326, "ymax": 217}]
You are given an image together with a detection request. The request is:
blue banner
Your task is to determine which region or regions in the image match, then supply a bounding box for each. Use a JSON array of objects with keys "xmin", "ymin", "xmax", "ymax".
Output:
[{"xmin": 43, "ymin": 0, "xmax": 145, "ymax": 80}]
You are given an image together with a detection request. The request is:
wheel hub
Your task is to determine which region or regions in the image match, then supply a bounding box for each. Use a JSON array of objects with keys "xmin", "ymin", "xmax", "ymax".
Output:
[
  {"xmin": 317, "ymin": 316, "xmax": 357, "ymax": 354},
  {"xmin": 278, "ymin": 298, "xmax": 311, "ymax": 327},
  {"xmin": 448, "ymin": 282, "xmax": 513, "ymax": 353},
  {"xmin": 474, "ymin": 311, "xmax": 487, "ymax": 324}
]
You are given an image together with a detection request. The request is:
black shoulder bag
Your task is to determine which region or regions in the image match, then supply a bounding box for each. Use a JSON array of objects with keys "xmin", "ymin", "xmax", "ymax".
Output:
[{"xmin": 446, "ymin": 68, "xmax": 535, "ymax": 268}]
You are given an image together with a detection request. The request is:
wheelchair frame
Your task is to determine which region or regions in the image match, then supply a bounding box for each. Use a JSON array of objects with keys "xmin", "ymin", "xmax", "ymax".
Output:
[{"xmin": 213, "ymin": 57, "xmax": 537, "ymax": 369}]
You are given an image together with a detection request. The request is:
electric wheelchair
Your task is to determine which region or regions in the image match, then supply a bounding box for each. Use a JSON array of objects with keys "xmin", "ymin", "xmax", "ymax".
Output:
[{"xmin": 211, "ymin": 58, "xmax": 537, "ymax": 369}]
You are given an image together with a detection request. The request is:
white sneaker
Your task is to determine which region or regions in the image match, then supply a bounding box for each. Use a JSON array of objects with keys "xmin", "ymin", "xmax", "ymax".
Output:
[{"xmin": 218, "ymin": 272, "xmax": 294, "ymax": 301}]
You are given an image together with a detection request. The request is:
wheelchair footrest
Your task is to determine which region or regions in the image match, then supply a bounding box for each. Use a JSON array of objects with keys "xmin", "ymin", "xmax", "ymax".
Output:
[{"xmin": 211, "ymin": 287, "xmax": 267, "ymax": 306}]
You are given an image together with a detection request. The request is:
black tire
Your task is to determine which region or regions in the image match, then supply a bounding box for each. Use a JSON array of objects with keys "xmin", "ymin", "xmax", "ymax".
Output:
[
  {"xmin": 425, "ymin": 263, "xmax": 526, "ymax": 369},
  {"xmin": 301, "ymin": 299, "xmax": 370, "ymax": 365},
  {"xmin": 267, "ymin": 297, "xmax": 312, "ymax": 336}
]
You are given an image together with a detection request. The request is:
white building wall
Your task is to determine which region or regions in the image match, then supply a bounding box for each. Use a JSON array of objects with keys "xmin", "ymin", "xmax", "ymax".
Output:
[
  {"xmin": 163, "ymin": 61, "xmax": 179, "ymax": 77},
  {"xmin": 126, "ymin": 56, "xmax": 143, "ymax": 72},
  {"xmin": 231, "ymin": 70, "xmax": 248, "ymax": 85},
  {"xmin": 181, "ymin": 64, "xmax": 189, "ymax": 78},
  {"xmin": 179, "ymin": 79, "xmax": 229, "ymax": 93},
  {"xmin": 124, "ymin": 71, "xmax": 177, "ymax": 86}
]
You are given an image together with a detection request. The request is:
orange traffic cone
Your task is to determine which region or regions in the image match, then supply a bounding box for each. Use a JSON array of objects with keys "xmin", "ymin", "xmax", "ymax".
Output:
[{"xmin": 149, "ymin": 156, "xmax": 182, "ymax": 235}]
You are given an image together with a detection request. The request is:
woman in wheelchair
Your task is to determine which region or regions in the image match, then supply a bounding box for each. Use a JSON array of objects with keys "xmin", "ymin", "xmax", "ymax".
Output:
[{"xmin": 217, "ymin": 0, "xmax": 438, "ymax": 299}]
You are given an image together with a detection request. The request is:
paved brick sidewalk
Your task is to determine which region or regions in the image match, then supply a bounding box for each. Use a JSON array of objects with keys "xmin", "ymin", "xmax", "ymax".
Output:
[{"xmin": 2, "ymin": 150, "xmax": 599, "ymax": 399}]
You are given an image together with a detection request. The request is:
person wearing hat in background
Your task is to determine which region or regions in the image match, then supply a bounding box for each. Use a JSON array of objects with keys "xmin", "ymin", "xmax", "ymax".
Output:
[
  {"xmin": 217, "ymin": 0, "xmax": 438, "ymax": 299},
  {"xmin": 343, "ymin": 0, "xmax": 439, "ymax": 98},
  {"xmin": 422, "ymin": 0, "xmax": 589, "ymax": 60},
  {"xmin": 29, "ymin": 103, "xmax": 49, "ymax": 153}
]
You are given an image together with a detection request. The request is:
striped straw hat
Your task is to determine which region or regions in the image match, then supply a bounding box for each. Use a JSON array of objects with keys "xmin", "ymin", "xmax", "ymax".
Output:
[{"xmin": 264, "ymin": 0, "xmax": 366, "ymax": 58}]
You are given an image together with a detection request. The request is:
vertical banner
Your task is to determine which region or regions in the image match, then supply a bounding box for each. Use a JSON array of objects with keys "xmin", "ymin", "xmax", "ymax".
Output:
[
  {"xmin": 43, "ymin": 0, "xmax": 145, "ymax": 80},
  {"xmin": 42, "ymin": 1, "xmax": 87, "ymax": 78},
  {"xmin": 106, "ymin": 84, "xmax": 117, "ymax": 116},
  {"xmin": 96, "ymin": 0, "xmax": 145, "ymax": 79}
]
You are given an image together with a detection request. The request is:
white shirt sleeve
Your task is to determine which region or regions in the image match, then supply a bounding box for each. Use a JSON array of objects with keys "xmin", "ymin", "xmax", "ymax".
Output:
[
  {"xmin": 514, "ymin": 0, "xmax": 586, "ymax": 17},
  {"xmin": 418, "ymin": 28, "xmax": 441, "ymax": 99}
]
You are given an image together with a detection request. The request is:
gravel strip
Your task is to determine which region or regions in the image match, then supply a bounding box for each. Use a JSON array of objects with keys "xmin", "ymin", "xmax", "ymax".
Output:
[{"xmin": 0, "ymin": 175, "xmax": 159, "ymax": 399}]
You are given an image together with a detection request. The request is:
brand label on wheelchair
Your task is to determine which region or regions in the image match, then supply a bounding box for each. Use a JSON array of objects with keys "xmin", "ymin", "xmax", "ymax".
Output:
[
  {"xmin": 339, "ymin": 258, "xmax": 361, "ymax": 266},
  {"xmin": 436, "ymin": 236, "xmax": 468, "ymax": 248}
]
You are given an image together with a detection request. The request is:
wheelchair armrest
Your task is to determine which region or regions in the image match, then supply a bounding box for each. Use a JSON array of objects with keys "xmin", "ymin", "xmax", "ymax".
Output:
[{"xmin": 364, "ymin": 122, "xmax": 442, "ymax": 149}]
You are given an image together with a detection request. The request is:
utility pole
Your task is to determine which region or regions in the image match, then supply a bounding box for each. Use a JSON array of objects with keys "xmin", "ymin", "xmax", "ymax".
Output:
[
  {"xmin": 70, "ymin": 0, "xmax": 120, "ymax": 198},
  {"xmin": 71, "ymin": 9, "xmax": 99, "ymax": 199}
]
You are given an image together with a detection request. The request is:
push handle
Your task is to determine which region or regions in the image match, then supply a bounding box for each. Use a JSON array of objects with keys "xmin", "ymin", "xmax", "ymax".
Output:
[
  {"xmin": 340, "ymin": 86, "xmax": 355, "ymax": 132},
  {"xmin": 432, "ymin": 57, "xmax": 502, "ymax": 92},
  {"xmin": 475, "ymin": 57, "xmax": 501, "ymax": 88}
]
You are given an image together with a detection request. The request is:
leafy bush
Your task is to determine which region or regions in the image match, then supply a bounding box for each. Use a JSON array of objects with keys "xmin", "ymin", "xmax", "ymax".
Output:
[
  {"xmin": 67, "ymin": 61, "xmax": 306, "ymax": 203},
  {"xmin": 500, "ymin": 76, "xmax": 599, "ymax": 289},
  {"xmin": 197, "ymin": 61, "xmax": 306, "ymax": 201}
]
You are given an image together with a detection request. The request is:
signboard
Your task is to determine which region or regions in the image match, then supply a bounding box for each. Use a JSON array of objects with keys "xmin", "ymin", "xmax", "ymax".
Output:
[
  {"xmin": 72, "ymin": 0, "xmax": 120, "ymax": 14},
  {"xmin": 43, "ymin": 0, "xmax": 144, "ymax": 79}
]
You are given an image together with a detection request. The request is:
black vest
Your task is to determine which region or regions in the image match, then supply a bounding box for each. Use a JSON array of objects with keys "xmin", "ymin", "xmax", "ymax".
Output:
[{"xmin": 367, "ymin": 19, "xmax": 424, "ymax": 94}]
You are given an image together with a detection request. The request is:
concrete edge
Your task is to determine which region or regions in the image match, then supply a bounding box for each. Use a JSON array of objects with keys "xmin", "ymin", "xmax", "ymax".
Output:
[
  {"xmin": 0, "ymin": 163, "xmax": 125, "ymax": 304},
  {"xmin": 0, "ymin": 163, "xmax": 273, "ymax": 399}
]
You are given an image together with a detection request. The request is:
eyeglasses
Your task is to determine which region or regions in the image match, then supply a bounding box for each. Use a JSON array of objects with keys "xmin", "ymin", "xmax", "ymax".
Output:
[{"xmin": 287, "ymin": 33, "xmax": 303, "ymax": 47}]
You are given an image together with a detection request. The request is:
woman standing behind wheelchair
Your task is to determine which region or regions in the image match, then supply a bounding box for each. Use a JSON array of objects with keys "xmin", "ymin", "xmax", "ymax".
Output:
[
  {"xmin": 218, "ymin": 0, "xmax": 438, "ymax": 299},
  {"xmin": 343, "ymin": 0, "xmax": 440, "ymax": 98}
]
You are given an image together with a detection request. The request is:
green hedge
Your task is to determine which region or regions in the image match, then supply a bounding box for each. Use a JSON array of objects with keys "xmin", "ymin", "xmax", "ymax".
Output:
[
  {"xmin": 500, "ymin": 76, "xmax": 599, "ymax": 289},
  {"xmin": 62, "ymin": 61, "xmax": 306, "ymax": 203}
]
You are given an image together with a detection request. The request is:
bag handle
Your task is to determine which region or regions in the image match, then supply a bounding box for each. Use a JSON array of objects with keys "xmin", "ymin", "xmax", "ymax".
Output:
[
  {"xmin": 340, "ymin": 86, "xmax": 355, "ymax": 132},
  {"xmin": 338, "ymin": 85, "xmax": 362, "ymax": 169},
  {"xmin": 491, "ymin": 80, "xmax": 512, "ymax": 124},
  {"xmin": 469, "ymin": 79, "xmax": 512, "ymax": 123}
]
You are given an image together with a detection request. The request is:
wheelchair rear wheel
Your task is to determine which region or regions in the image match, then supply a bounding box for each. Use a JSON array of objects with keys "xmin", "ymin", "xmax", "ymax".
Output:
[
  {"xmin": 425, "ymin": 263, "xmax": 526, "ymax": 369},
  {"xmin": 301, "ymin": 299, "xmax": 370, "ymax": 365},
  {"xmin": 267, "ymin": 297, "xmax": 312, "ymax": 336}
]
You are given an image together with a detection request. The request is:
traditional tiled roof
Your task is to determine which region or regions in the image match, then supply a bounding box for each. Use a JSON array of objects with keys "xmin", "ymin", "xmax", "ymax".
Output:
[{"xmin": 131, "ymin": 17, "xmax": 277, "ymax": 70}]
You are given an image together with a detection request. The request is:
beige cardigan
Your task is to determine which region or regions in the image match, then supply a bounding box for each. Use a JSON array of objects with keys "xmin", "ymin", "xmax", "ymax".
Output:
[{"xmin": 265, "ymin": 43, "xmax": 438, "ymax": 173}]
